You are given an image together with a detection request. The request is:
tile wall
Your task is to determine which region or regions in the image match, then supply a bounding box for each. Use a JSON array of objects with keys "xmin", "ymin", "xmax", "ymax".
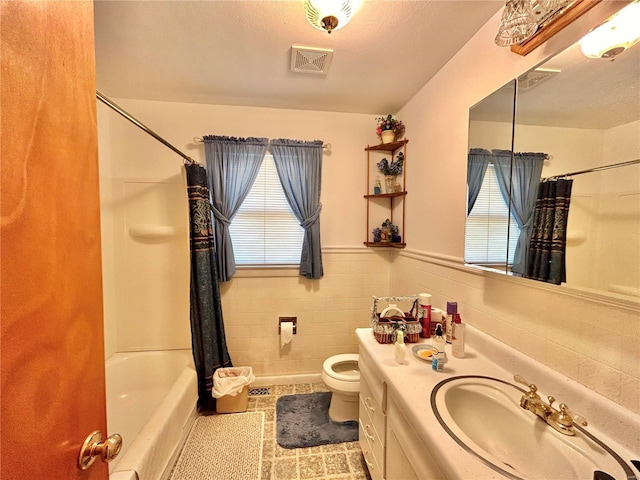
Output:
[
  {"xmin": 221, "ymin": 250, "xmax": 391, "ymax": 376},
  {"xmin": 390, "ymin": 252, "xmax": 640, "ymax": 415}
]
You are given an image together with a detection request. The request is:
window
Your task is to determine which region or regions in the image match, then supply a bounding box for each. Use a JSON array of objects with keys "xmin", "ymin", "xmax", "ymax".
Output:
[
  {"xmin": 229, "ymin": 154, "xmax": 304, "ymax": 265},
  {"xmin": 465, "ymin": 164, "xmax": 519, "ymax": 265}
]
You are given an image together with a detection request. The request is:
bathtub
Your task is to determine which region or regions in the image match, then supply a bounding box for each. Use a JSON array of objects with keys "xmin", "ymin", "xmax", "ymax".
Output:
[{"xmin": 105, "ymin": 350, "xmax": 198, "ymax": 480}]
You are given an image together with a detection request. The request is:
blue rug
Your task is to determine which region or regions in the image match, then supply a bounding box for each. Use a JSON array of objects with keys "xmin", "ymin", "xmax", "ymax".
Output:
[{"xmin": 276, "ymin": 392, "xmax": 359, "ymax": 449}]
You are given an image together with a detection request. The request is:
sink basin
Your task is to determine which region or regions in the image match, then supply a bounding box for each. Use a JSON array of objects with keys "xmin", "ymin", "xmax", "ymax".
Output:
[{"xmin": 431, "ymin": 376, "xmax": 635, "ymax": 480}]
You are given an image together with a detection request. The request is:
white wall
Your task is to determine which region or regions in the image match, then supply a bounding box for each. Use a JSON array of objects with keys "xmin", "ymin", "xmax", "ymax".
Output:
[{"xmin": 395, "ymin": 4, "xmax": 639, "ymax": 414}]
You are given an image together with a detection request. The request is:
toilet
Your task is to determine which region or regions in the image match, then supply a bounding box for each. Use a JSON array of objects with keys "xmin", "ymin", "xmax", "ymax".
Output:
[{"xmin": 321, "ymin": 354, "xmax": 360, "ymax": 422}]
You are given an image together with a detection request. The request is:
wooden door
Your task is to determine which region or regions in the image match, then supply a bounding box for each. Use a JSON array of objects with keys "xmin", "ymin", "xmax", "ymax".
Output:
[{"xmin": 1, "ymin": 1, "xmax": 109, "ymax": 479}]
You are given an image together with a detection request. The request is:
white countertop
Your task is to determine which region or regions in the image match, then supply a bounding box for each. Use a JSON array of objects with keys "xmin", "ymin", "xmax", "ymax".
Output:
[{"xmin": 356, "ymin": 326, "xmax": 640, "ymax": 479}]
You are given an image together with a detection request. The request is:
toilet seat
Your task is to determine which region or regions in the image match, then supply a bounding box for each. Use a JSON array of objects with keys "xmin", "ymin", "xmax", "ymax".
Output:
[{"xmin": 323, "ymin": 354, "xmax": 359, "ymax": 382}]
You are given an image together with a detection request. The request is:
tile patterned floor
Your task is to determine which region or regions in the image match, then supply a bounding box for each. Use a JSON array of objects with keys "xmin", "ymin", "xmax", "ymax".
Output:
[{"xmin": 249, "ymin": 383, "xmax": 372, "ymax": 480}]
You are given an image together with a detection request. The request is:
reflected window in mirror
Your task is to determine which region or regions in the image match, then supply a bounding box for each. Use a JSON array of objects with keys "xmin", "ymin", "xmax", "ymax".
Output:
[{"xmin": 465, "ymin": 162, "xmax": 520, "ymax": 266}]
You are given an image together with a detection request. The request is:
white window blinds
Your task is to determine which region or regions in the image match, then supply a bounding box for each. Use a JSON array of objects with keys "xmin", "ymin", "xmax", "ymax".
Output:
[
  {"xmin": 229, "ymin": 154, "xmax": 304, "ymax": 265},
  {"xmin": 465, "ymin": 164, "xmax": 519, "ymax": 265}
]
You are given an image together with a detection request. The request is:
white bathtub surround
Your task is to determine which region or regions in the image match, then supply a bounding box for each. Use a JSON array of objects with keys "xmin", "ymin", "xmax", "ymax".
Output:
[
  {"xmin": 357, "ymin": 326, "xmax": 640, "ymax": 479},
  {"xmin": 106, "ymin": 350, "xmax": 197, "ymax": 480}
]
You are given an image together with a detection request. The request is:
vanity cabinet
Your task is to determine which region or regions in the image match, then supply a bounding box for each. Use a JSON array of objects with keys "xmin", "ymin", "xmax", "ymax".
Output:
[
  {"xmin": 359, "ymin": 343, "xmax": 446, "ymax": 480},
  {"xmin": 359, "ymin": 349, "xmax": 387, "ymax": 480},
  {"xmin": 386, "ymin": 394, "xmax": 446, "ymax": 480},
  {"xmin": 364, "ymin": 140, "xmax": 408, "ymax": 248}
]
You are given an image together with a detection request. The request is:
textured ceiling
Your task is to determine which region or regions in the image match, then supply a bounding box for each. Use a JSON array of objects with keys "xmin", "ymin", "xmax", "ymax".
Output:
[
  {"xmin": 94, "ymin": 0, "xmax": 503, "ymax": 114},
  {"xmin": 470, "ymin": 39, "xmax": 640, "ymax": 130}
]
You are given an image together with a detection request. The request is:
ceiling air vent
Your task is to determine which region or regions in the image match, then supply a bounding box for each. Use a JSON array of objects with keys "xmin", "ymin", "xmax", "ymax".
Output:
[
  {"xmin": 518, "ymin": 68, "xmax": 561, "ymax": 90},
  {"xmin": 290, "ymin": 46, "xmax": 333, "ymax": 75}
]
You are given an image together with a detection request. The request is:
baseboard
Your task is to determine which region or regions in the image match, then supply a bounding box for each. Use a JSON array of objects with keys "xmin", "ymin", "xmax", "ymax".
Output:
[{"xmin": 252, "ymin": 373, "xmax": 322, "ymax": 387}]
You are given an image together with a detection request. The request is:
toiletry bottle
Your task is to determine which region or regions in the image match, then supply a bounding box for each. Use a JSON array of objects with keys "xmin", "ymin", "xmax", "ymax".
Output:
[
  {"xmin": 418, "ymin": 293, "xmax": 432, "ymax": 338},
  {"xmin": 429, "ymin": 307, "xmax": 443, "ymax": 337},
  {"xmin": 452, "ymin": 313, "xmax": 466, "ymax": 358},
  {"xmin": 445, "ymin": 301, "xmax": 457, "ymax": 343},
  {"xmin": 395, "ymin": 329, "xmax": 406, "ymax": 364},
  {"xmin": 432, "ymin": 352, "xmax": 445, "ymax": 371},
  {"xmin": 433, "ymin": 323, "xmax": 446, "ymax": 353}
]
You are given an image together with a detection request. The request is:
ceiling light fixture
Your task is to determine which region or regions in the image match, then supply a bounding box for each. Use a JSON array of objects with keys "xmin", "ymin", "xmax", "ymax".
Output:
[
  {"xmin": 580, "ymin": 0, "xmax": 640, "ymax": 59},
  {"xmin": 304, "ymin": 0, "xmax": 357, "ymax": 34}
]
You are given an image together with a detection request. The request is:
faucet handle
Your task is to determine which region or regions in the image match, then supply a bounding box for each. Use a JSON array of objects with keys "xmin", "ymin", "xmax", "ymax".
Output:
[
  {"xmin": 514, "ymin": 374, "xmax": 538, "ymax": 395},
  {"xmin": 559, "ymin": 403, "xmax": 588, "ymax": 427}
]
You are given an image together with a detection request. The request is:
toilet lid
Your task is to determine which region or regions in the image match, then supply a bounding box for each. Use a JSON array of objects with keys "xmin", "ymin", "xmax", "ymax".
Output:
[{"xmin": 323, "ymin": 354, "xmax": 359, "ymax": 382}]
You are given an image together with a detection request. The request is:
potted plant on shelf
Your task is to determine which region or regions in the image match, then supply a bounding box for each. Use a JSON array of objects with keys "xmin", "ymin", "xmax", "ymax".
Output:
[
  {"xmin": 377, "ymin": 152, "xmax": 404, "ymax": 193},
  {"xmin": 376, "ymin": 114, "xmax": 406, "ymax": 144}
]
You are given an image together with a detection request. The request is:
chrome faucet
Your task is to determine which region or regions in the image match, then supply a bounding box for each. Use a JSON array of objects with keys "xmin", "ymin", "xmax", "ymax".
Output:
[{"xmin": 514, "ymin": 374, "xmax": 588, "ymax": 436}]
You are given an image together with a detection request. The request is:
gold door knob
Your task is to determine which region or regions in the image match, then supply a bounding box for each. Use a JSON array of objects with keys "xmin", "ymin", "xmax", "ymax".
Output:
[{"xmin": 78, "ymin": 430, "xmax": 123, "ymax": 470}]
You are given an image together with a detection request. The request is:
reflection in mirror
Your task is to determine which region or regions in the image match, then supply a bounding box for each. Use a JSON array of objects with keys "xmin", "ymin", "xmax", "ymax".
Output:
[
  {"xmin": 465, "ymin": 80, "xmax": 516, "ymax": 273},
  {"xmin": 466, "ymin": 33, "xmax": 640, "ymax": 297}
]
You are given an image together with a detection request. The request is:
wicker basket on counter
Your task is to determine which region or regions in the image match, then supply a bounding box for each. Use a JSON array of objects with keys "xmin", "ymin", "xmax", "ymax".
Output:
[{"xmin": 371, "ymin": 295, "xmax": 421, "ymax": 344}]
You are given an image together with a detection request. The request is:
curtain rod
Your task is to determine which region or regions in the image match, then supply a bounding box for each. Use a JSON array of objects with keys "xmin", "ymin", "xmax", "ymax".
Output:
[
  {"xmin": 192, "ymin": 136, "xmax": 332, "ymax": 151},
  {"xmin": 543, "ymin": 158, "xmax": 640, "ymax": 180},
  {"xmin": 96, "ymin": 91, "xmax": 197, "ymax": 165}
]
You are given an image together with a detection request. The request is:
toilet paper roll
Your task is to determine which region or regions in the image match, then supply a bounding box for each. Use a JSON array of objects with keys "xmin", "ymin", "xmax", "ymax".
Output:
[{"xmin": 280, "ymin": 321, "xmax": 294, "ymax": 348}]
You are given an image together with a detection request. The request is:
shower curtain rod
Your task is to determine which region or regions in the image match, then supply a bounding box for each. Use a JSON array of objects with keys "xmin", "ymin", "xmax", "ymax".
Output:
[
  {"xmin": 543, "ymin": 158, "xmax": 640, "ymax": 180},
  {"xmin": 96, "ymin": 91, "xmax": 197, "ymax": 165}
]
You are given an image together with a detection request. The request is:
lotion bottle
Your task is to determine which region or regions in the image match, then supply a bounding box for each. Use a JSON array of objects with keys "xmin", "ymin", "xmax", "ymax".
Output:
[
  {"xmin": 452, "ymin": 313, "xmax": 466, "ymax": 358},
  {"xmin": 394, "ymin": 329, "xmax": 407, "ymax": 364}
]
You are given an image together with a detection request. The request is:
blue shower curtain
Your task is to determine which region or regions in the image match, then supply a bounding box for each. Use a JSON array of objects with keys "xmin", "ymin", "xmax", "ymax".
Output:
[
  {"xmin": 185, "ymin": 163, "xmax": 232, "ymax": 411},
  {"xmin": 526, "ymin": 178, "xmax": 573, "ymax": 285},
  {"xmin": 270, "ymin": 139, "xmax": 324, "ymax": 279}
]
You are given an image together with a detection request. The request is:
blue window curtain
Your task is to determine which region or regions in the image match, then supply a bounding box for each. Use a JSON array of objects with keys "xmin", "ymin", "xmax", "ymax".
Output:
[
  {"xmin": 526, "ymin": 178, "xmax": 573, "ymax": 285},
  {"xmin": 467, "ymin": 148, "xmax": 491, "ymax": 215},
  {"xmin": 203, "ymin": 135, "xmax": 268, "ymax": 282},
  {"xmin": 270, "ymin": 139, "xmax": 324, "ymax": 279},
  {"xmin": 185, "ymin": 164, "xmax": 232, "ymax": 411},
  {"xmin": 492, "ymin": 150, "xmax": 546, "ymax": 275}
]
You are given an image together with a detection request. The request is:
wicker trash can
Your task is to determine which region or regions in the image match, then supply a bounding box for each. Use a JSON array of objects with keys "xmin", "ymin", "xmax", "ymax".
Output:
[{"xmin": 212, "ymin": 367, "xmax": 254, "ymax": 414}]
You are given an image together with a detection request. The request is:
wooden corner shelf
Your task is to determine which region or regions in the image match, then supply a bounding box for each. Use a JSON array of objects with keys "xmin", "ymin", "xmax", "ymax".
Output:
[
  {"xmin": 364, "ymin": 192, "xmax": 407, "ymax": 199},
  {"xmin": 364, "ymin": 139, "xmax": 408, "ymax": 249},
  {"xmin": 365, "ymin": 139, "xmax": 409, "ymax": 152},
  {"xmin": 364, "ymin": 241, "xmax": 407, "ymax": 248}
]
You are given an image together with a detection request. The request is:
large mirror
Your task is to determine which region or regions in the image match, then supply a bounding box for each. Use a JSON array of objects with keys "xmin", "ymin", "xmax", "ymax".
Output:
[{"xmin": 466, "ymin": 28, "xmax": 640, "ymax": 298}]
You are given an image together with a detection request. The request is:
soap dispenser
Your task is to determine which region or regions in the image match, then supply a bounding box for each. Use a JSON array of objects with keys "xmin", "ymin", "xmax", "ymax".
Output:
[
  {"xmin": 394, "ymin": 329, "xmax": 407, "ymax": 364},
  {"xmin": 433, "ymin": 323, "xmax": 446, "ymax": 353}
]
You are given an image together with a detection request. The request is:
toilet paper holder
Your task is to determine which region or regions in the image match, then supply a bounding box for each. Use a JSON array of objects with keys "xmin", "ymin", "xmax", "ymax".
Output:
[{"xmin": 279, "ymin": 317, "xmax": 297, "ymax": 334}]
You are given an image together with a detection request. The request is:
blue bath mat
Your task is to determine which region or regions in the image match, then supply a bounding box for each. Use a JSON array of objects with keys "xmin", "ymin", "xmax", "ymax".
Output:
[{"xmin": 276, "ymin": 392, "xmax": 358, "ymax": 449}]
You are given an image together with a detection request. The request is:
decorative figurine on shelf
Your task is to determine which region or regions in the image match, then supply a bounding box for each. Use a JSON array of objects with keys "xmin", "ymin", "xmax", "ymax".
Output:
[
  {"xmin": 380, "ymin": 219, "xmax": 399, "ymax": 243},
  {"xmin": 374, "ymin": 177, "xmax": 382, "ymax": 195},
  {"xmin": 372, "ymin": 227, "xmax": 382, "ymax": 242}
]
